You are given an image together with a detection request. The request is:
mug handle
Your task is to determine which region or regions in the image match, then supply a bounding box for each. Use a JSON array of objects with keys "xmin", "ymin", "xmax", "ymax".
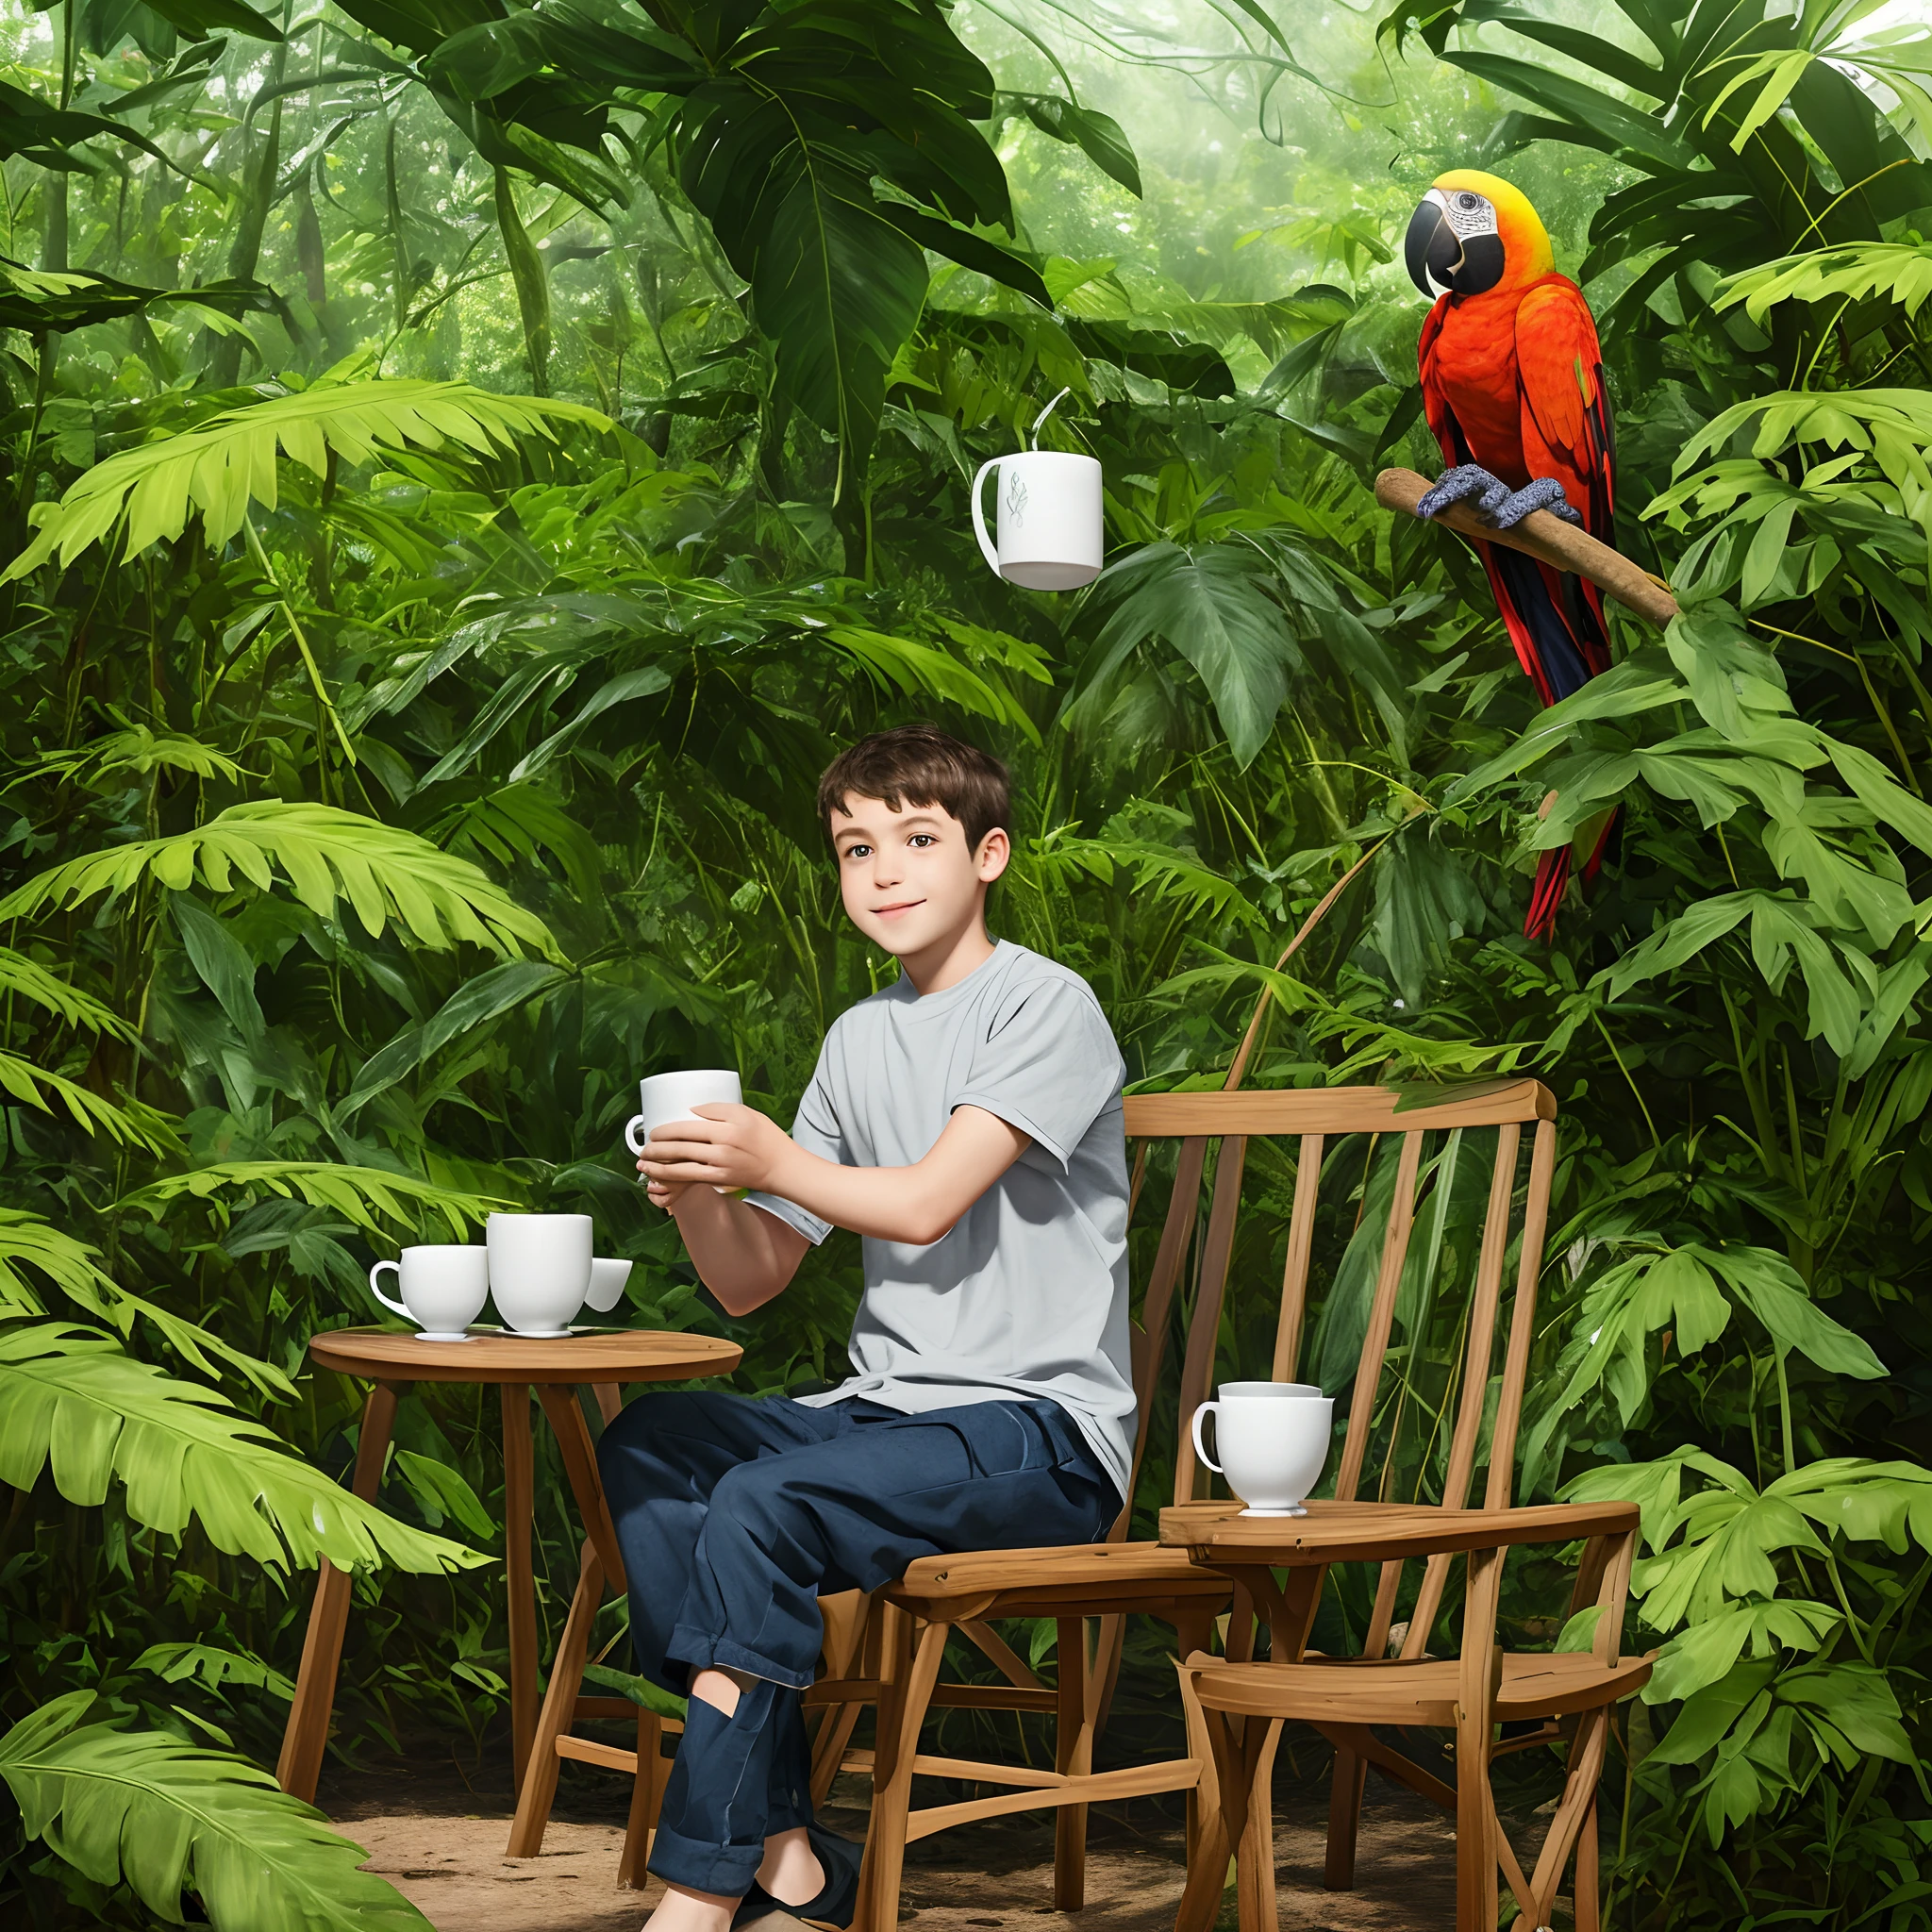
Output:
[
  {"xmin": 368, "ymin": 1258, "xmax": 409, "ymax": 1318},
  {"xmin": 1191, "ymin": 1400, "xmax": 1223, "ymax": 1474},
  {"xmin": 625, "ymin": 1115, "xmax": 650, "ymax": 1156},
  {"xmin": 970, "ymin": 457, "xmax": 1004, "ymax": 576}
]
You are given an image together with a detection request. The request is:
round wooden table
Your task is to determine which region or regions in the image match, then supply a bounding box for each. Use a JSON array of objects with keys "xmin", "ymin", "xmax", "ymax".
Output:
[{"xmin": 275, "ymin": 1325, "xmax": 741, "ymax": 1813}]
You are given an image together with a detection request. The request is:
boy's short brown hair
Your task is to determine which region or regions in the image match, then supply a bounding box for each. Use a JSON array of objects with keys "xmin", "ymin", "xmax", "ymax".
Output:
[{"xmin": 817, "ymin": 726, "xmax": 1011, "ymax": 853}]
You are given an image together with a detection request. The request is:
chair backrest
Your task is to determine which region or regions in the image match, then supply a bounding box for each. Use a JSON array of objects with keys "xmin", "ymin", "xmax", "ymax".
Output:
[{"xmin": 1118, "ymin": 1081, "xmax": 1557, "ymax": 1657}]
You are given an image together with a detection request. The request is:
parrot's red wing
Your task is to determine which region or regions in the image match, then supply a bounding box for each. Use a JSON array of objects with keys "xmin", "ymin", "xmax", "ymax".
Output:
[{"xmin": 1515, "ymin": 278, "xmax": 1614, "ymax": 538}]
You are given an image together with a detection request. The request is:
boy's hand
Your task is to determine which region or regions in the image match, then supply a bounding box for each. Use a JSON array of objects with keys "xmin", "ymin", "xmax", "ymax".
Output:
[{"xmin": 635, "ymin": 1103, "xmax": 793, "ymax": 1198}]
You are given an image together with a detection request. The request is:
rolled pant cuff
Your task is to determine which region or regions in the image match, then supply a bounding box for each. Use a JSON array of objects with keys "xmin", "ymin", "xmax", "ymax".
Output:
[
  {"xmin": 668, "ymin": 1624, "xmax": 813, "ymax": 1691},
  {"xmin": 646, "ymin": 1824, "xmax": 767, "ymax": 1897}
]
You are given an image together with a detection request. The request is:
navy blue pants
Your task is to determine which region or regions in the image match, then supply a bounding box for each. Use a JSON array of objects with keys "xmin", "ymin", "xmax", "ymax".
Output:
[{"xmin": 595, "ymin": 1391, "xmax": 1120, "ymax": 1894}]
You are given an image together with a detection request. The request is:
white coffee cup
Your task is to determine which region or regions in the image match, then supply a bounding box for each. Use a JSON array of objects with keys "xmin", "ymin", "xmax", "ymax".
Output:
[
  {"xmin": 583, "ymin": 1256, "xmax": 632, "ymax": 1315},
  {"xmin": 971, "ymin": 450, "xmax": 1103, "ymax": 591},
  {"xmin": 625, "ymin": 1070, "xmax": 742, "ymax": 1157},
  {"xmin": 486, "ymin": 1212, "xmax": 592, "ymax": 1337},
  {"xmin": 1192, "ymin": 1386, "xmax": 1334, "ymax": 1518},
  {"xmin": 368, "ymin": 1245, "xmax": 489, "ymax": 1341}
]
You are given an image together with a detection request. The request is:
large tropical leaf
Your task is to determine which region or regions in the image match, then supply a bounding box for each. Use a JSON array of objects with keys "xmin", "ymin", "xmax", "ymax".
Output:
[
  {"xmin": 0, "ymin": 802, "xmax": 562, "ymax": 959},
  {"xmin": 1070, "ymin": 542, "xmax": 1303, "ymax": 766},
  {"xmin": 0, "ymin": 1693, "xmax": 428, "ymax": 1932},
  {"xmin": 0, "ymin": 257, "xmax": 281, "ymax": 336},
  {"xmin": 116, "ymin": 1161, "xmax": 513, "ymax": 1239},
  {"xmin": 3, "ymin": 379, "xmax": 609, "ymax": 579},
  {"xmin": 0, "ymin": 1324, "xmax": 484, "ymax": 1573},
  {"xmin": 0, "ymin": 1051, "xmax": 176, "ymax": 1152}
]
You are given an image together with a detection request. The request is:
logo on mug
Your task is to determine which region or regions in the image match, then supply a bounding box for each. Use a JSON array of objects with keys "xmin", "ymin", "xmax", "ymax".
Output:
[{"xmin": 1005, "ymin": 470, "xmax": 1028, "ymax": 526}]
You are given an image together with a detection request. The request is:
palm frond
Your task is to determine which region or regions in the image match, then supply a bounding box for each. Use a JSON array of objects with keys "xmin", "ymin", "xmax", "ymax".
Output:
[
  {"xmin": 0, "ymin": 1324, "xmax": 485, "ymax": 1573},
  {"xmin": 0, "ymin": 1052, "xmax": 177, "ymax": 1151},
  {"xmin": 0, "ymin": 1692, "xmax": 430, "ymax": 1932},
  {"xmin": 3, "ymin": 379, "xmax": 609, "ymax": 580},
  {"xmin": 0, "ymin": 802, "xmax": 563, "ymax": 959},
  {"xmin": 0, "ymin": 946, "xmax": 138, "ymax": 1040},
  {"xmin": 116, "ymin": 1160, "xmax": 513, "ymax": 1239}
]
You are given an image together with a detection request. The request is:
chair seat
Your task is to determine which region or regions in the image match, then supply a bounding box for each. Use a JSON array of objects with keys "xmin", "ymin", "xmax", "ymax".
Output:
[
  {"xmin": 1192, "ymin": 1650, "xmax": 1653, "ymax": 1727},
  {"xmin": 890, "ymin": 1540, "xmax": 1236, "ymax": 1609}
]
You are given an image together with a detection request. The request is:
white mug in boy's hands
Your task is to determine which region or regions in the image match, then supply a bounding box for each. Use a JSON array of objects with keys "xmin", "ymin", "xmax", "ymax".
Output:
[
  {"xmin": 971, "ymin": 450, "xmax": 1103, "ymax": 591},
  {"xmin": 625, "ymin": 1070, "xmax": 743, "ymax": 1156},
  {"xmin": 485, "ymin": 1211, "xmax": 592, "ymax": 1337},
  {"xmin": 1191, "ymin": 1383, "xmax": 1334, "ymax": 1517},
  {"xmin": 367, "ymin": 1244, "xmax": 489, "ymax": 1341}
]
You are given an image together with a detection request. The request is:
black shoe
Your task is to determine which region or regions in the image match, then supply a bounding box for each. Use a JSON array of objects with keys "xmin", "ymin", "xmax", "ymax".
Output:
[{"xmin": 732, "ymin": 1825, "xmax": 862, "ymax": 1931}]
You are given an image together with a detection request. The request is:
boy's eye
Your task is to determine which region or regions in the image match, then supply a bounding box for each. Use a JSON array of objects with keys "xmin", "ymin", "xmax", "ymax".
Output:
[
  {"xmin": 908, "ymin": 834, "xmax": 936, "ymax": 848},
  {"xmin": 843, "ymin": 843, "xmax": 872, "ymax": 860}
]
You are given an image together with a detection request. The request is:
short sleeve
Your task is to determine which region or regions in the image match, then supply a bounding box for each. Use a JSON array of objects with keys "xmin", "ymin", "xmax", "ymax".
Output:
[
  {"xmin": 953, "ymin": 976, "xmax": 1124, "ymax": 1170},
  {"xmin": 745, "ymin": 1055, "xmax": 843, "ymax": 1245}
]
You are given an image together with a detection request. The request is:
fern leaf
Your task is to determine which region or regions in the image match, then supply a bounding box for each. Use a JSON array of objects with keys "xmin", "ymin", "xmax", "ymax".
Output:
[
  {"xmin": 0, "ymin": 1324, "xmax": 486, "ymax": 1574},
  {"xmin": 0, "ymin": 1050, "xmax": 177, "ymax": 1150},
  {"xmin": 3, "ymin": 378, "xmax": 608, "ymax": 580},
  {"xmin": 0, "ymin": 1210, "xmax": 292, "ymax": 1400},
  {"xmin": 0, "ymin": 1692, "xmax": 430, "ymax": 1932},
  {"xmin": 116, "ymin": 1160, "xmax": 512, "ymax": 1239},
  {"xmin": 0, "ymin": 945, "xmax": 138, "ymax": 1039},
  {"xmin": 0, "ymin": 801, "xmax": 562, "ymax": 959}
]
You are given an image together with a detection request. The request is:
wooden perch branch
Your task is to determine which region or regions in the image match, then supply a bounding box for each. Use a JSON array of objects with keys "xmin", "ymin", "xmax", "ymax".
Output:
[{"xmin": 1375, "ymin": 467, "xmax": 1679, "ymax": 629}]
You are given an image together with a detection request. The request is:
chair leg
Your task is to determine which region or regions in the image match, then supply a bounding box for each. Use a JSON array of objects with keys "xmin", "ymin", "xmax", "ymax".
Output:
[
  {"xmin": 857, "ymin": 1616, "xmax": 946, "ymax": 1932},
  {"xmin": 1175, "ymin": 1688, "xmax": 1238, "ymax": 1932},
  {"xmin": 1239, "ymin": 1720, "xmax": 1282, "ymax": 1932},
  {"xmin": 1323, "ymin": 1742, "xmax": 1367, "ymax": 1890},
  {"xmin": 1574, "ymin": 1799, "xmax": 1599, "ymax": 1932},
  {"xmin": 618, "ymin": 1710, "xmax": 663, "ymax": 1889},
  {"xmin": 506, "ymin": 1541, "xmax": 605, "ymax": 1857},
  {"xmin": 1170, "ymin": 1614, "xmax": 1218, "ymax": 1857},
  {"xmin": 1052, "ymin": 1618, "xmax": 1091, "ymax": 1910}
]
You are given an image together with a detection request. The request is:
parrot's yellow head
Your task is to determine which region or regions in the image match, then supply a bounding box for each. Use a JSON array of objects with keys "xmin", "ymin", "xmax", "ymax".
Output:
[{"xmin": 1404, "ymin": 170, "xmax": 1555, "ymax": 300}]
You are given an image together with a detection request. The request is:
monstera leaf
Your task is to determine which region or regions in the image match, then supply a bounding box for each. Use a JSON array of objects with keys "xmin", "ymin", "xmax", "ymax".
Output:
[{"xmin": 327, "ymin": 0, "xmax": 1077, "ymax": 487}]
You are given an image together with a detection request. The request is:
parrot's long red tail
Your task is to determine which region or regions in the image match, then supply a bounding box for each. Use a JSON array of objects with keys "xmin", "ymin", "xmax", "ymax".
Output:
[{"xmin": 1524, "ymin": 808, "xmax": 1620, "ymax": 941}]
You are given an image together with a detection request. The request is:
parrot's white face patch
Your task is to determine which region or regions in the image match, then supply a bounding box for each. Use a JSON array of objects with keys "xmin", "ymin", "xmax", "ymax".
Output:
[{"xmin": 1432, "ymin": 187, "xmax": 1499, "ymax": 241}]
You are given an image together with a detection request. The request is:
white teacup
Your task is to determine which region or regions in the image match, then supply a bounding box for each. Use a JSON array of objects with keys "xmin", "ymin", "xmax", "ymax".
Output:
[
  {"xmin": 1192, "ymin": 1387, "xmax": 1334, "ymax": 1518},
  {"xmin": 583, "ymin": 1256, "xmax": 633, "ymax": 1315},
  {"xmin": 486, "ymin": 1212, "xmax": 592, "ymax": 1337},
  {"xmin": 368, "ymin": 1245, "xmax": 489, "ymax": 1341},
  {"xmin": 971, "ymin": 450, "xmax": 1103, "ymax": 591},
  {"xmin": 625, "ymin": 1070, "xmax": 742, "ymax": 1158}
]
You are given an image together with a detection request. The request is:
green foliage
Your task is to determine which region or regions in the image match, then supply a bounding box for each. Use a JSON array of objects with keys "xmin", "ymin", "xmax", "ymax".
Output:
[{"xmin": 0, "ymin": 1692, "xmax": 430, "ymax": 1931}]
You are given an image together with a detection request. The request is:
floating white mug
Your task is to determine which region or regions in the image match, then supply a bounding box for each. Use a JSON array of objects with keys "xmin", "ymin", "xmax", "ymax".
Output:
[
  {"xmin": 625, "ymin": 1070, "xmax": 742, "ymax": 1157},
  {"xmin": 367, "ymin": 1245, "xmax": 490, "ymax": 1342},
  {"xmin": 486, "ymin": 1212, "xmax": 592, "ymax": 1338},
  {"xmin": 1192, "ymin": 1386, "xmax": 1334, "ymax": 1518},
  {"xmin": 583, "ymin": 1256, "xmax": 633, "ymax": 1315},
  {"xmin": 971, "ymin": 449, "xmax": 1103, "ymax": 591}
]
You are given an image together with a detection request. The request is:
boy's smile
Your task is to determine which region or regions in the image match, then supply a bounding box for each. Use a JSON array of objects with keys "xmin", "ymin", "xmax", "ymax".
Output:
[{"xmin": 828, "ymin": 794, "xmax": 1009, "ymax": 994}]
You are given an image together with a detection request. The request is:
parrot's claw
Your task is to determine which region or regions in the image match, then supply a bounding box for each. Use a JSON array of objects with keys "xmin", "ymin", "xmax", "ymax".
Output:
[{"xmin": 1416, "ymin": 466, "xmax": 1585, "ymax": 529}]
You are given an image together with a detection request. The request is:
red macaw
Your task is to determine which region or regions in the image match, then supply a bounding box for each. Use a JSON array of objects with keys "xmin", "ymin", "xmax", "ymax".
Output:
[{"xmin": 1405, "ymin": 167, "xmax": 1616, "ymax": 940}]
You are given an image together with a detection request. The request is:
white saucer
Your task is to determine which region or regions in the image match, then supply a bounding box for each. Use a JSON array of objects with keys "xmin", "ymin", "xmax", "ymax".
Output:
[
  {"xmin": 415, "ymin": 1330, "xmax": 475, "ymax": 1342},
  {"xmin": 1238, "ymin": 1505, "xmax": 1308, "ymax": 1518}
]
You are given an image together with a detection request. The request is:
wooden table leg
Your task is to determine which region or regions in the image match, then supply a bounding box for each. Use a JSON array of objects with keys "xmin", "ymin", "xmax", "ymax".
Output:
[
  {"xmin": 507, "ymin": 1539, "xmax": 605, "ymax": 1857},
  {"xmin": 277, "ymin": 1379, "xmax": 405, "ymax": 1801},
  {"xmin": 536, "ymin": 1382, "xmax": 628, "ymax": 1595},
  {"xmin": 503, "ymin": 1382, "xmax": 539, "ymax": 1796}
]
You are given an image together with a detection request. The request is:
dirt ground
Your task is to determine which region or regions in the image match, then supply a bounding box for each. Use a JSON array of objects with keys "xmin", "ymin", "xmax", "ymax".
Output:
[{"xmin": 326, "ymin": 1752, "xmax": 1458, "ymax": 1932}]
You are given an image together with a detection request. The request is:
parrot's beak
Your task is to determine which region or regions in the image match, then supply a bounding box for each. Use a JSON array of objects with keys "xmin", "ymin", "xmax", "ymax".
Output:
[{"xmin": 1405, "ymin": 192, "xmax": 1506, "ymax": 298}]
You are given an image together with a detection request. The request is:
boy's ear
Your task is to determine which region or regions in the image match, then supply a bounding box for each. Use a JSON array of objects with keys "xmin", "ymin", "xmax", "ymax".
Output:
[{"xmin": 974, "ymin": 827, "xmax": 1011, "ymax": 884}]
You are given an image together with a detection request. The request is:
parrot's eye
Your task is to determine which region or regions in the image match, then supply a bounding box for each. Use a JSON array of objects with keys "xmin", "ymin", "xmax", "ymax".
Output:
[{"xmin": 1456, "ymin": 192, "xmax": 1481, "ymax": 210}]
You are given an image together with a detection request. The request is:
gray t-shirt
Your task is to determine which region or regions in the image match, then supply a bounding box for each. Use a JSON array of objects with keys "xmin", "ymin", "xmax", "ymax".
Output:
[{"xmin": 746, "ymin": 940, "xmax": 1135, "ymax": 1499}]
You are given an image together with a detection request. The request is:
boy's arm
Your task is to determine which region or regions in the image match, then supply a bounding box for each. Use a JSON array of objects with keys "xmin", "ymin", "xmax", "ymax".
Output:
[
  {"xmin": 641, "ymin": 1104, "xmax": 1030, "ymax": 1249},
  {"xmin": 657, "ymin": 1181, "xmax": 813, "ymax": 1316}
]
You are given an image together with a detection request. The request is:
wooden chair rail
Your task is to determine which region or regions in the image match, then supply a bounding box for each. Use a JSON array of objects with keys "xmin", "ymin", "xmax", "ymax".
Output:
[
  {"xmin": 1159, "ymin": 1499, "xmax": 1640, "ymax": 1565},
  {"xmin": 1122, "ymin": 1078, "xmax": 1555, "ymax": 1138}
]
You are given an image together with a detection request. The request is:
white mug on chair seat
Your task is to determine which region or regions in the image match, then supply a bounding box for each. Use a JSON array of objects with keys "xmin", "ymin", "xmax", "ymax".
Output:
[
  {"xmin": 367, "ymin": 1245, "xmax": 489, "ymax": 1341},
  {"xmin": 1192, "ymin": 1386, "xmax": 1334, "ymax": 1517},
  {"xmin": 486, "ymin": 1212, "xmax": 592, "ymax": 1337},
  {"xmin": 971, "ymin": 450, "xmax": 1103, "ymax": 591}
]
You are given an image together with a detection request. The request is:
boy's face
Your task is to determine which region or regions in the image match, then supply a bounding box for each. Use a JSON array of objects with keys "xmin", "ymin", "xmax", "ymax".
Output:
[{"xmin": 829, "ymin": 792, "xmax": 1009, "ymax": 958}]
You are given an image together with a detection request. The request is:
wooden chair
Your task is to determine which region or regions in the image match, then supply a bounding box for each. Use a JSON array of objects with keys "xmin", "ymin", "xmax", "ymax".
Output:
[
  {"xmin": 1142, "ymin": 1078, "xmax": 1652, "ymax": 1932},
  {"xmin": 846, "ymin": 1078, "xmax": 1584, "ymax": 1932}
]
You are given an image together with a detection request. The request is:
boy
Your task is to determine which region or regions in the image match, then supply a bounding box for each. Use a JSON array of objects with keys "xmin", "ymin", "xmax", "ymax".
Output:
[{"xmin": 599, "ymin": 724, "xmax": 1135, "ymax": 1932}]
